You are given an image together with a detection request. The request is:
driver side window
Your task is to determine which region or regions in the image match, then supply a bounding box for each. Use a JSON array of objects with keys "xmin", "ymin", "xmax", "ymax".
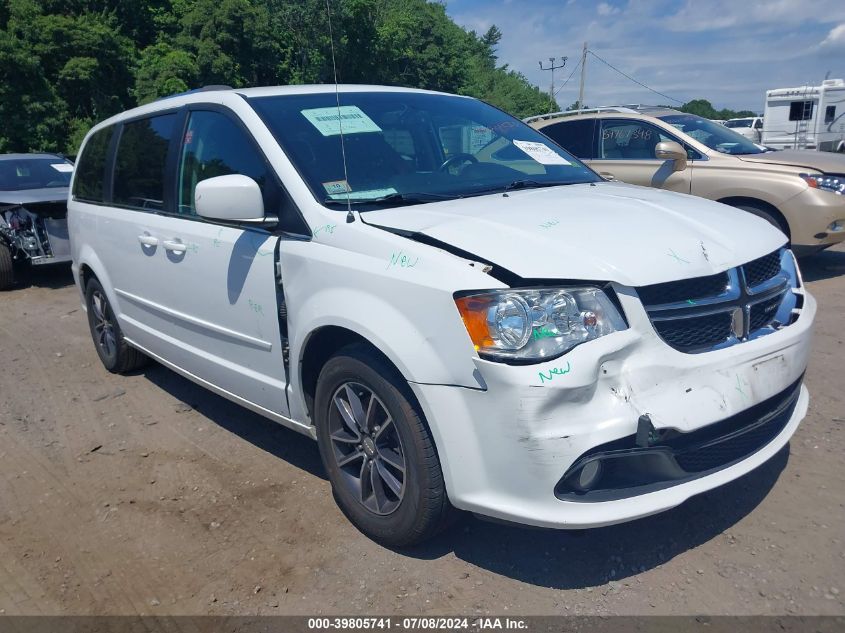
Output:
[
  {"xmin": 177, "ymin": 110, "xmax": 277, "ymax": 216},
  {"xmin": 599, "ymin": 120, "xmax": 671, "ymax": 160}
]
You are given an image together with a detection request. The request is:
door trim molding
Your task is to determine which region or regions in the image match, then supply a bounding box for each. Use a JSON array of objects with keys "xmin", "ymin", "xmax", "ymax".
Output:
[{"xmin": 114, "ymin": 287, "xmax": 273, "ymax": 351}]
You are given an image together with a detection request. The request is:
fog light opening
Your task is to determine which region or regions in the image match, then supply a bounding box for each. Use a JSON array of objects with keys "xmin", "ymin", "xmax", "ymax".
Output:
[{"xmin": 573, "ymin": 460, "xmax": 603, "ymax": 492}]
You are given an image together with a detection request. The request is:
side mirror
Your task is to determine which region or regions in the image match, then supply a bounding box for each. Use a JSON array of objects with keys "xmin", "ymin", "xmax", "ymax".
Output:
[
  {"xmin": 654, "ymin": 140, "xmax": 688, "ymax": 172},
  {"xmin": 195, "ymin": 174, "xmax": 266, "ymax": 222}
]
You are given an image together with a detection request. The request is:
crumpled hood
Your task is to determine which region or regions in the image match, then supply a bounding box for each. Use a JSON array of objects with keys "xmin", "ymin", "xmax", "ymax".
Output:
[
  {"xmin": 364, "ymin": 182, "xmax": 786, "ymax": 287},
  {"xmin": 738, "ymin": 149, "xmax": 845, "ymax": 173},
  {"xmin": 0, "ymin": 187, "xmax": 68, "ymax": 207}
]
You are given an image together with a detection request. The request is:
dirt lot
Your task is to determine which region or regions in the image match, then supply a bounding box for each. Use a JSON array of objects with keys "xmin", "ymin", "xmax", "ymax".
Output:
[{"xmin": 1, "ymin": 247, "xmax": 844, "ymax": 617}]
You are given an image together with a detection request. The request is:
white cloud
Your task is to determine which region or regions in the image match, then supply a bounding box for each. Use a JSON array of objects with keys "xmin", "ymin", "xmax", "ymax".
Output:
[
  {"xmin": 597, "ymin": 2, "xmax": 620, "ymax": 16},
  {"xmin": 819, "ymin": 23, "xmax": 845, "ymax": 50},
  {"xmin": 664, "ymin": 0, "xmax": 845, "ymax": 32},
  {"xmin": 446, "ymin": 0, "xmax": 845, "ymax": 111}
]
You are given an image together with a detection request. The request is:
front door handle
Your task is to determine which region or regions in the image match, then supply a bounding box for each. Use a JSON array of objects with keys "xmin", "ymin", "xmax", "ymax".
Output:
[
  {"xmin": 137, "ymin": 233, "xmax": 159, "ymax": 247},
  {"xmin": 162, "ymin": 239, "xmax": 187, "ymax": 254}
]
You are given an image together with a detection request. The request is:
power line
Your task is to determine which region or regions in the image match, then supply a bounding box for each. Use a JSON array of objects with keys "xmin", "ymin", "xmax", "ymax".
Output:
[
  {"xmin": 553, "ymin": 56, "xmax": 582, "ymax": 98},
  {"xmin": 587, "ymin": 50, "xmax": 684, "ymax": 104}
]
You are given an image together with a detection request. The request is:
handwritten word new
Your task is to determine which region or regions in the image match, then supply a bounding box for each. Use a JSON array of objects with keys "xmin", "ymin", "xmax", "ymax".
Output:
[
  {"xmin": 532, "ymin": 326, "xmax": 559, "ymax": 340},
  {"xmin": 538, "ymin": 361, "xmax": 572, "ymax": 384},
  {"xmin": 539, "ymin": 219, "xmax": 560, "ymax": 229},
  {"xmin": 386, "ymin": 250, "xmax": 419, "ymax": 270}
]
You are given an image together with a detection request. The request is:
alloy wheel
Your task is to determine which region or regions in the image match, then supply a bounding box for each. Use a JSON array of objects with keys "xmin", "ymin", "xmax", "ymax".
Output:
[
  {"xmin": 329, "ymin": 382, "xmax": 406, "ymax": 515},
  {"xmin": 91, "ymin": 290, "xmax": 117, "ymax": 359}
]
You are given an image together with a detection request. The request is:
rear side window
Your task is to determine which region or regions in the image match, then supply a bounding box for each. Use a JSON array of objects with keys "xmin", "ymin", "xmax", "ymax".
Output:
[
  {"xmin": 788, "ymin": 101, "xmax": 814, "ymax": 121},
  {"xmin": 113, "ymin": 114, "xmax": 177, "ymax": 211},
  {"xmin": 177, "ymin": 110, "xmax": 277, "ymax": 216},
  {"xmin": 541, "ymin": 120, "xmax": 596, "ymax": 159},
  {"xmin": 825, "ymin": 106, "xmax": 836, "ymax": 124},
  {"xmin": 73, "ymin": 127, "xmax": 114, "ymax": 203}
]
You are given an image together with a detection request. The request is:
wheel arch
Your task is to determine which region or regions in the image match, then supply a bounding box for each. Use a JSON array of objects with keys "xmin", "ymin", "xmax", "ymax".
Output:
[
  {"xmin": 74, "ymin": 247, "xmax": 119, "ymax": 308},
  {"xmin": 717, "ymin": 196, "xmax": 791, "ymax": 239},
  {"xmin": 298, "ymin": 325, "xmax": 413, "ymax": 424}
]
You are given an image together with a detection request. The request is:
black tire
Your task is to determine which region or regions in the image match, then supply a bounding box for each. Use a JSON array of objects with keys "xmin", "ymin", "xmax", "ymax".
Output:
[
  {"xmin": 314, "ymin": 343, "xmax": 454, "ymax": 546},
  {"xmin": 733, "ymin": 203, "xmax": 789, "ymax": 238},
  {"xmin": 85, "ymin": 277, "xmax": 147, "ymax": 373},
  {"xmin": 0, "ymin": 242, "xmax": 14, "ymax": 290}
]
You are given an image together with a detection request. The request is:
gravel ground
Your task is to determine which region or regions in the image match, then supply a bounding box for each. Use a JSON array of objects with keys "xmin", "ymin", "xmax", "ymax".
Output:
[{"xmin": 0, "ymin": 245, "xmax": 843, "ymax": 616}]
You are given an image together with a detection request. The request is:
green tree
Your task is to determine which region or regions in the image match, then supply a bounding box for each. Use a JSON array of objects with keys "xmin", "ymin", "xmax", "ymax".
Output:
[
  {"xmin": 680, "ymin": 98, "xmax": 759, "ymax": 120},
  {"xmin": 0, "ymin": 0, "xmax": 572, "ymax": 152}
]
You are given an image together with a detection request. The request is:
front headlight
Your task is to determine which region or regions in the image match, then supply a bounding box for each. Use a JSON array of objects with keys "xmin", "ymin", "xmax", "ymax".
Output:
[
  {"xmin": 454, "ymin": 287, "xmax": 627, "ymax": 362},
  {"xmin": 800, "ymin": 173, "xmax": 845, "ymax": 195}
]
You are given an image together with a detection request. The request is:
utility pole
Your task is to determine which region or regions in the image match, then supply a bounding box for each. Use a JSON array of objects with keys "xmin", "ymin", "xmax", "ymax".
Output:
[
  {"xmin": 539, "ymin": 56, "xmax": 566, "ymax": 113},
  {"xmin": 578, "ymin": 42, "xmax": 588, "ymax": 113}
]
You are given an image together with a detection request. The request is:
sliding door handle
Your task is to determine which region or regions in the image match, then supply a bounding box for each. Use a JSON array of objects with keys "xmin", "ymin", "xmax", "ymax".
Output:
[
  {"xmin": 137, "ymin": 234, "xmax": 159, "ymax": 247},
  {"xmin": 162, "ymin": 239, "xmax": 187, "ymax": 254}
]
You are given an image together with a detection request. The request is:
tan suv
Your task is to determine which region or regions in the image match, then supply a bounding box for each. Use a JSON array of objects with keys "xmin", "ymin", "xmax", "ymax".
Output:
[{"xmin": 528, "ymin": 107, "xmax": 845, "ymax": 254}]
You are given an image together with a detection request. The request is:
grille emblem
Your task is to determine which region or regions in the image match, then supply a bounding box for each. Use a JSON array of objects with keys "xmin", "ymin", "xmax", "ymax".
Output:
[{"xmin": 730, "ymin": 307, "xmax": 746, "ymax": 339}]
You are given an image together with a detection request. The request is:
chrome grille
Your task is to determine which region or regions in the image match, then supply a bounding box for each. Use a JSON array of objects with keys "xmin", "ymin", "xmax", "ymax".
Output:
[
  {"xmin": 653, "ymin": 312, "xmax": 732, "ymax": 350},
  {"xmin": 742, "ymin": 251, "xmax": 781, "ymax": 287},
  {"xmin": 638, "ymin": 249, "xmax": 800, "ymax": 353},
  {"xmin": 637, "ymin": 272, "xmax": 729, "ymax": 307}
]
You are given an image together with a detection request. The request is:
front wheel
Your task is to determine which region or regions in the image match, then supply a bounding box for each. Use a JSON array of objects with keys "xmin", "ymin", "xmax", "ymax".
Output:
[
  {"xmin": 0, "ymin": 242, "xmax": 13, "ymax": 290},
  {"xmin": 314, "ymin": 344, "xmax": 454, "ymax": 546}
]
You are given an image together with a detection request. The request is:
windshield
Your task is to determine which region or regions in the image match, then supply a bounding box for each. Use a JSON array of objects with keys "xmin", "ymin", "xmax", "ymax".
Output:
[
  {"xmin": 0, "ymin": 157, "xmax": 73, "ymax": 191},
  {"xmin": 250, "ymin": 91, "xmax": 600, "ymax": 207},
  {"xmin": 659, "ymin": 114, "xmax": 765, "ymax": 155},
  {"xmin": 724, "ymin": 119, "xmax": 753, "ymax": 129}
]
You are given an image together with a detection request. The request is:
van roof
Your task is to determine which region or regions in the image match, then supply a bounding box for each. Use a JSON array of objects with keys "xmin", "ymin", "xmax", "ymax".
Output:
[{"xmin": 89, "ymin": 84, "xmax": 469, "ymax": 134}]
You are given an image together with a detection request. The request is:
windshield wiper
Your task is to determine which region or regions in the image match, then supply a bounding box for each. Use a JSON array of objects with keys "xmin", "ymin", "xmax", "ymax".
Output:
[
  {"xmin": 474, "ymin": 179, "xmax": 577, "ymax": 195},
  {"xmin": 323, "ymin": 192, "xmax": 460, "ymax": 207}
]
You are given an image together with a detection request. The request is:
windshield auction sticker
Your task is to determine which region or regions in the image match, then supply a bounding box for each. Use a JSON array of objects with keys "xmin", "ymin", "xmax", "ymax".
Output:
[
  {"xmin": 512, "ymin": 140, "xmax": 571, "ymax": 165},
  {"xmin": 302, "ymin": 106, "xmax": 382, "ymax": 136},
  {"xmin": 328, "ymin": 187, "xmax": 397, "ymax": 200}
]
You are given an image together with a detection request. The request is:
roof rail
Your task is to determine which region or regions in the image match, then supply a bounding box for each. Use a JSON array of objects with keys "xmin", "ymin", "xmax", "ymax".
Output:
[
  {"xmin": 524, "ymin": 106, "xmax": 639, "ymax": 124},
  {"xmin": 156, "ymin": 85, "xmax": 234, "ymax": 101}
]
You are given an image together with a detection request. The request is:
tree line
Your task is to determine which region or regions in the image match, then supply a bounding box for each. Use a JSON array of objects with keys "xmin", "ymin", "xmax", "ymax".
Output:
[
  {"xmin": 1, "ymin": 1, "xmax": 760, "ymax": 156},
  {"xmin": 567, "ymin": 100, "xmax": 758, "ymax": 119},
  {"xmin": 0, "ymin": 0, "xmax": 555, "ymax": 155}
]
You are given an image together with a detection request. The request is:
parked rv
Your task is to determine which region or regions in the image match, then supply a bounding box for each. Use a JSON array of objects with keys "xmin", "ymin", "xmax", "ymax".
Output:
[
  {"xmin": 762, "ymin": 79, "xmax": 845, "ymax": 152},
  {"xmin": 725, "ymin": 117, "xmax": 763, "ymax": 143}
]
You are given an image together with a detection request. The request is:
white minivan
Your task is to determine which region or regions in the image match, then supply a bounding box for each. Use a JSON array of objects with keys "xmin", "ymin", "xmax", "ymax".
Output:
[{"xmin": 69, "ymin": 85, "xmax": 814, "ymax": 545}]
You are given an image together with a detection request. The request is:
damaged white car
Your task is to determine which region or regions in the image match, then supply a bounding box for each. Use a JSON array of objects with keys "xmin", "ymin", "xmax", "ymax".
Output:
[
  {"xmin": 0, "ymin": 153, "xmax": 74, "ymax": 289},
  {"xmin": 68, "ymin": 86, "xmax": 814, "ymax": 545}
]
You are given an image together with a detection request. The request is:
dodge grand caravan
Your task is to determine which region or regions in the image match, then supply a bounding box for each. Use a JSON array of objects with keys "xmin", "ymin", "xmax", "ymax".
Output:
[{"xmin": 69, "ymin": 86, "xmax": 814, "ymax": 545}]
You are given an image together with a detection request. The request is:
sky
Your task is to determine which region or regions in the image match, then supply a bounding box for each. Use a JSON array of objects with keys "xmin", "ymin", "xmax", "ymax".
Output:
[{"xmin": 445, "ymin": 0, "xmax": 845, "ymax": 113}]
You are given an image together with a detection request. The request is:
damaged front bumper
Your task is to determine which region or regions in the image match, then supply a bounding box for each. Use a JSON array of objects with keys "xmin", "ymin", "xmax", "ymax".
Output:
[
  {"xmin": 1, "ymin": 201, "xmax": 72, "ymax": 267},
  {"xmin": 410, "ymin": 286, "xmax": 815, "ymax": 529}
]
